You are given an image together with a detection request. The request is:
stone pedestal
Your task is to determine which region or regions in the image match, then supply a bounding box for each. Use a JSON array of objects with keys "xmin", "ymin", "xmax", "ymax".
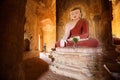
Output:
[
  {"xmin": 56, "ymin": 47, "xmax": 102, "ymax": 53},
  {"xmin": 50, "ymin": 47, "xmax": 109, "ymax": 80}
]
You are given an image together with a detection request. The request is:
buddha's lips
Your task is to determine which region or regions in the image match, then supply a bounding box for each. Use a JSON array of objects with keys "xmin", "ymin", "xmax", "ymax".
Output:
[{"xmin": 74, "ymin": 16, "xmax": 76, "ymax": 18}]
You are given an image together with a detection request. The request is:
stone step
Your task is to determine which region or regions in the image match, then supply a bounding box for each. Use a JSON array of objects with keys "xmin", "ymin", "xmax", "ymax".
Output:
[
  {"xmin": 50, "ymin": 63, "xmax": 94, "ymax": 80},
  {"xmin": 50, "ymin": 63, "xmax": 106, "ymax": 80},
  {"xmin": 52, "ymin": 51, "xmax": 103, "ymax": 69},
  {"xmin": 50, "ymin": 47, "xmax": 105, "ymax": 80},
  {"xmin": 55, "ymin": 63, "xmax": 96, "ymax": 73},
  {"xmin": 56, "ymin": 47, "xmax": 102, "ymax": 53}
]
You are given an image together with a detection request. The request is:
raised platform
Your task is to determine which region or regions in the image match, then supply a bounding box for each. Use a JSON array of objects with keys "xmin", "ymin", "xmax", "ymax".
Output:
[
  {"xmin": 56, "ymin": 47, "xmax": 102, "ymax": 53},
  {"xmin": 50, "ymin": 47, "xmax": 108, "ymax": 80}
]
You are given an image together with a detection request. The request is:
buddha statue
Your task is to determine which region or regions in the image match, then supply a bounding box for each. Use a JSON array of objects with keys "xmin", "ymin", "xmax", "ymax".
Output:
[{"xmin": 56, "ymin": 7, "xmax": 98, "ymax": 48}]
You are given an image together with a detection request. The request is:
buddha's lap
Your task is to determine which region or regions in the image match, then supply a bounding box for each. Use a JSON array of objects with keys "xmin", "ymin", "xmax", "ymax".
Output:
[{"xmin": 56, "ymin": 38, "xmax": 98, "ymax": 47}]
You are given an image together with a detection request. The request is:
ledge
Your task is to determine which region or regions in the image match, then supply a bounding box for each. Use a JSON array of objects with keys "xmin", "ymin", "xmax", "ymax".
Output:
[{"xmin": 56, "ymin": 47, "xmax": 102, "ymax": 53}]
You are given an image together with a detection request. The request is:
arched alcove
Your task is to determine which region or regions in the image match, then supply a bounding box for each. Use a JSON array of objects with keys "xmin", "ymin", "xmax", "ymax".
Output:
[
  {"xmin": 24, "ymin": 0, "xmax": 56, "ymax": 51},
  {"xmin": 24, "ymin": 39, "xmax": 30, "ymax": 51}
]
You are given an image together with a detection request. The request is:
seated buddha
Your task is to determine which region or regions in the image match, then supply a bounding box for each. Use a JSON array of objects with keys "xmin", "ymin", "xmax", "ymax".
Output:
[{"xmin": 56, "ymin": 7, "xmax": 99, "ymax": 48}]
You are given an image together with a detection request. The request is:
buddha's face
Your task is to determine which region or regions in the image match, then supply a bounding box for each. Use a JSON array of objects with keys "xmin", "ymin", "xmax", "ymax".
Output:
[{"xmin": 70, "ymin": 9, "xmax": 81, "ymax": 20}]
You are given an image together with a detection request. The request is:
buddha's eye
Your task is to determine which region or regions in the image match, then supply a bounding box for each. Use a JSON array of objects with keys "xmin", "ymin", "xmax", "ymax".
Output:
[
  {"xmin": 70, "ymin": 13, "xmax": 74, "ymax": 16},
  {"xmin": 75, "ymin": 11, "xmax": 80, "ymax": 14},
  {"xmin": 75, "ymin": 12, "xmax": 78, "ymax": 14}
]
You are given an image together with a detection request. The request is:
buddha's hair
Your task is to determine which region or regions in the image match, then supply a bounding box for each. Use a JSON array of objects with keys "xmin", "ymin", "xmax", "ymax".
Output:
[
  {"xmin": 70, "ymin": 7, "xmax": 82, "ymax": 18},
  {"xmin": 71, "ymin": 7, "xmax": 82, "ymax": 13}
]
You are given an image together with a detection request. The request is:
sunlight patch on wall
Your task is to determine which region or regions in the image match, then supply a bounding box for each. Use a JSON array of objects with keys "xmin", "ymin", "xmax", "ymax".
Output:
[
  {"xmin": 112, "ymin": 1, "xmax": 120, "ymax": 38},
  {"xmin": 41, "ymin": 18, "xmax": 54, "ymax": 32}
]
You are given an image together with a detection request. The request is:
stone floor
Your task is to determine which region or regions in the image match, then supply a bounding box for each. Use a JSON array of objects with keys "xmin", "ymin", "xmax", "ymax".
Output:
[
  {"xmin": 38, "ymin": 69, "xmax": 76, "ymax": 80},
  {"xmin": 23, "ymin": 51, "xmax": 76, "ymax": 80},
  {"xmin": 22, "ymin": 48, "xmax": 120, "ymax": 80}
]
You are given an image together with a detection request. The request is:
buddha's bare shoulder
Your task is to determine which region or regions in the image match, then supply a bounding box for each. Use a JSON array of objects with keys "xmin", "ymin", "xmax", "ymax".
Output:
[{"xmin": 66, "ymin": 21, "xmax": 74, "ymax": 26}]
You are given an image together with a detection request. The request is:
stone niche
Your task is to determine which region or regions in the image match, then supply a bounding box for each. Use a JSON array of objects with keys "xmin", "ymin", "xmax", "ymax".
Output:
[
  {"xmin": 24, "ymin": 0, "xmax": 56, "ymax": 51},
  {"xmin": 56, "ymin": 0, "xmax": 113, "ymax": 49}
]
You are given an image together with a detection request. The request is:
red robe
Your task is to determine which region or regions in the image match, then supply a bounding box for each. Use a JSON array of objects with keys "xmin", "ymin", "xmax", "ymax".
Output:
[{"xmin": 56, "ymin": 19, "xmax": 98, "ymax": 47}]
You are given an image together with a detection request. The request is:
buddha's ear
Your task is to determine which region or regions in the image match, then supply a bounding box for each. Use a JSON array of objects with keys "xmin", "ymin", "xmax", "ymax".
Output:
[
  {"xmin": 80, "ymin": 8, "xmax": 83, "ymax": 18},
  {"xmin": 68, "ymin": 14, "xmax": 71, "ymax": 20},
  {"xmin": 80, "ymin": 13, "xmax": 83, "ymax": 18},
  {"xmin": 79, "ymin": 13, "xmax": 82, "ymax": 18}
]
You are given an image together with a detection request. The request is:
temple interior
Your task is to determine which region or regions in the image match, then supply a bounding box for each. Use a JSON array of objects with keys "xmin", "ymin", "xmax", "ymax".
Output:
[{"xmin": 1, "ymin": 0, "xmax": 120, "ymax": 80}]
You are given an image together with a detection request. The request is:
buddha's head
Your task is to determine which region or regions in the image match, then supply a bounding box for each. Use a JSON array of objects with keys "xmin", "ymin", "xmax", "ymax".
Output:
[{"xmin": 70, "ymin": 7, "xmax": 82, "ymax": 20}]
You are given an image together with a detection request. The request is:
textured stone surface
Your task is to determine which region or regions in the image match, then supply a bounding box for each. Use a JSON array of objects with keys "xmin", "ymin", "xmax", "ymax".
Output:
[
  {"xmin": 56, "ymin": 47, "xmax": 102, "ymax": 53},
  {"xmin": 38, "ymin": 69, "xmax": 76, "ymax": 80},
  {"xmin": 51, "ymin": 54, "xmax": 98, "ymax": 79},
  {"xmin": 23, "ymin": 50, "xmax": 119, "ymax": 80},
  {"xmin": 23, "ymin": 51, "xmax": 77, "ymax": 80},
  {"xmin": 50, "ymin": 48, "xmax": 117, "ymax": 80}
]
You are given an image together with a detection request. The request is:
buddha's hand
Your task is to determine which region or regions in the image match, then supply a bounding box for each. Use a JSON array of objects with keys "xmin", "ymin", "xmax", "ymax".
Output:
[
  {"xmin": 60, "ymin": 39, "xmax": 67, "ymax": 47},
  {"xmin": 73, "ymin": 36, "xmax": 80, "ymax": 39},
  {"xmin": 68, "ymin": 37, "xmax": 73, "ymax": 41},
  {"xmin": 68, "ymin": 36, "xmax": 80, "ymax": 41}
]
